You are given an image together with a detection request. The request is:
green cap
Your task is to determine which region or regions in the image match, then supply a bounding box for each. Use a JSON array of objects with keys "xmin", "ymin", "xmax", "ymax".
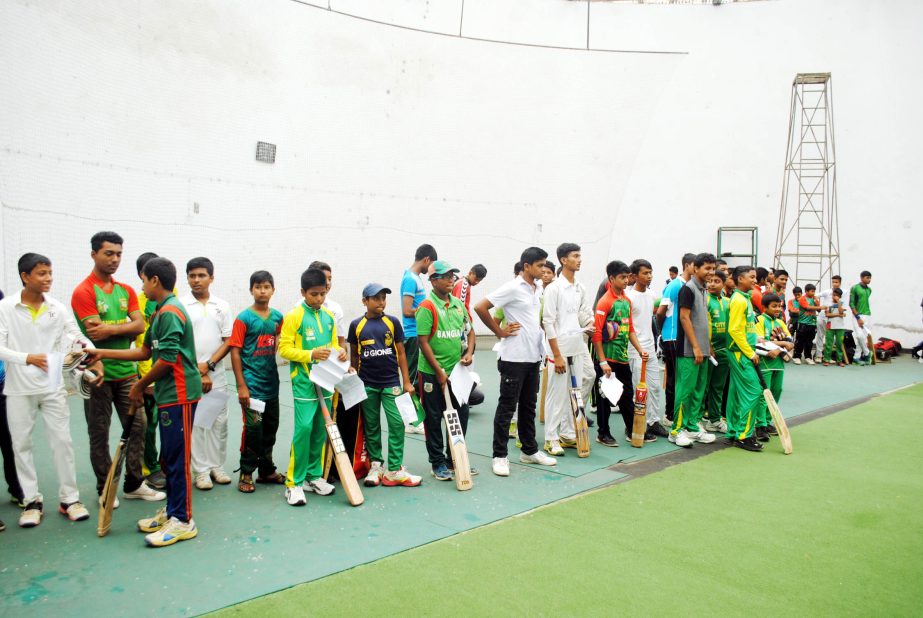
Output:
[{"xmin": 431, "ymin": 260, "xmax": 460, "ymax": 277}]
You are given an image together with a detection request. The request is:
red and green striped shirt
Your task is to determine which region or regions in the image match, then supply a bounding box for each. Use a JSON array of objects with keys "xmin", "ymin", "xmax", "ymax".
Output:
[
  {"xmin": 592, "ymin": 287, "xmax": 634, "ymax": 364},
  {"xmin": 144, "ymin": 294, "xmax": 202, "ymax": 407}
]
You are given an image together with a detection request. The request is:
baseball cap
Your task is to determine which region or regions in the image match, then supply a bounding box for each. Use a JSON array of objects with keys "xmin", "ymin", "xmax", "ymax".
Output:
[
  {"xmin": 362, "ymin": 283, "xmax": 392, "ymax": 298},
  {"xmin": 431, "ymin": 260, "xmax": 460, "ymax": 277}
]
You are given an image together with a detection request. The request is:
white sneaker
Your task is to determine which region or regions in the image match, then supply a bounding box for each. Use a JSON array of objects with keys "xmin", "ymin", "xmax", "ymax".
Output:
[
  {"xmin": 195, "ymin": 472, "xmax": 214, "ymax": 491},
  {"xmin": 520, "ymin": 450, "xmax": 557, "ymax": 466},
  {"xmin": 98, "ymin": 494, "xmax": 120, "ymax": 509},
  {"xmin": 124, "ymin": 481, "xmax": 166, "ymax": 501},
  {"xmin": 688, "ymin": 429, "xmax": 716, "ymax": 444},
  {"xmin": 303, "ymin": 478, "xmax": 336, "ymax": 496},
  {"xmin": 382, "ymin": 467, "xmax": 422, "ymax": 487},
  {"xmin": 793, "ymin": 358, "xmax": 802, "ymax": 365},
  {"xmin": 210, "ymin": 468, "xmax": 232, "ymax": 485},
  {"xmin": 704, "ymin": 418, "xmax": 728, "ymax": 433},
  {"xmin": 806, "ymin": 358, "xmax": 816, "ymax": 366},
  {"xmin": 145, "ymin": 517, "xmax": 197, "ymax": 547},
  {"xmin": 59, "ymin": 501, "xmax": 90, "ymax": 522},
  {"xmin": 405, "ymin": 423, "xmax": 425, "ymax": 435},
  {"xmin": 138, "ymin": 507, "xmax": 169, "ymax": 532},
  {"xmin": 19, "ymin": 502, "xmax": 43, "ymax": 528},
  {"xmin": 544, "ymin": 440, "xmax": 565, "ymax": 456},
  {"xmin": 285, "ymin": 486, "xmax": 307, "ymax": 506},
  {"xmin": 492, "ymin": 457, "xmax": 510, "ymax": 477},
  {"xmin": 365, "ymin": 461, "xmax": 383, "ymax": 487},
  {"xmin": 669, "ymin": 430, "xmax": 693, "ymax": 448}
]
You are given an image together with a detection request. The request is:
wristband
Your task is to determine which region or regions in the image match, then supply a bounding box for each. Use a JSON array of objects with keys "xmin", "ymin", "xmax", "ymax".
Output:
[
  {"xmin": 207, "ymin": 360, "xmax": 216, "ymax": 372},
  {"xmin": 598, "ymin": 361, "xmax": 610, "ymax": 367}
]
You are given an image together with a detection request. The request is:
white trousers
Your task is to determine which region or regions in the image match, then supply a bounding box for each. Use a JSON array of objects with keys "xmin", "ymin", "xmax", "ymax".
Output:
[
  {"xmin": 544, "ymin": 347, "xmax": 593, "ymax": 442},
  {"xmin": 814, "ymin": 315, "xmax": 827, "ymax": 356},
  {"xmin": 191, "ymin": 392, "xmax": 228, "ymax": 474},
  {"xmin": 853, "ymin": 314, "xmax": 873, "ymax": 359},
  {"xmin": 7, "ymin": 390, "xmax": 79, "ymax": 505},
  {"xmin": 629, "ymin": 352, "xmax": 663, "ymax": 425}
]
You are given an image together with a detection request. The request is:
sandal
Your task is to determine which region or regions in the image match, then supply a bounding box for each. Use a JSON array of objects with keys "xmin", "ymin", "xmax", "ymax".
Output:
[
  {"xmin": 256, "ymin": 471, "xmax": 286, "ymax": 485},
  {"xmin": 238, "ymin": 474, "xmax": 255, "ymax": 493}
]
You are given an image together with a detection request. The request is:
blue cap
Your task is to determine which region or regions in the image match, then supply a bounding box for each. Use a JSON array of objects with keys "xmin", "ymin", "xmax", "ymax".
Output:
[{"xmin": 362, "ymin": 283, "xmax": 392, "ymax": 298}]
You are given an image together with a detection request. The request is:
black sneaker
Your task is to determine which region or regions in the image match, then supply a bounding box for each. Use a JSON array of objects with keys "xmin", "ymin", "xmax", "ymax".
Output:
[
  {"xmin": 765, "ymin": 424, "xmax": 779, "ymax": 436},
  {"xmin": 643, "ymin": 430, "xmax": 658, "ymax": 443},
  {"xmin": 755, "ymin": 427, "xmax": 770, "ymax": 442},
  {"xmin": 596, "ymin": 434, "xmax": 619, "ymax": 447},
  {"xmin": 0, "ymin": 518, "xmax": 5, "ymax": 532},
  {"xmin": 733, "ymin": 437, "xmax": 763, "ymax": 452},
  {"xmin": 648, "ymin": 423, "xmax": 669, "ymax": 438}
]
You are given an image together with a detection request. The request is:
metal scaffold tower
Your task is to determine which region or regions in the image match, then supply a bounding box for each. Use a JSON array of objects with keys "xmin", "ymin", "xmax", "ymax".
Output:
[{"xmin": 773, "ymin": 72, "xmax": 840, "ymax": 288}]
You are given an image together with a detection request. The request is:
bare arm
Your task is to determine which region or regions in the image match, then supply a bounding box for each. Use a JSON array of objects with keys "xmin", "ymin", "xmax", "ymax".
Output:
[
  {"xmin": 84, "ymin": 310, "xmax": 145, "ymax": 341},
  {"xmin": 230, "ymin": 347, "xmax": 249, "ymax": 409},
  {"xmin": 395, "ymin": 341, "xmax": 414, "ymax": 394},
  {"xmin": 402, "ymin": 295, "xmax": 416, "ymax": 319},
  {"xmin": 474, "ymin": 299, "xmax": 518, "ymax": 338}
]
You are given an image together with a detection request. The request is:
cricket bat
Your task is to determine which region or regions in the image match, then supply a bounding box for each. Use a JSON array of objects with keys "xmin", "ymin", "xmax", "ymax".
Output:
[
  {"xmin": 443, "ymin": 385, "xmax": 473, "ymax": 491},
  {"xmin": 752, "ymin": 360, "xmax": 793, "ymax": 454},
  {"xmin": 868, "ymin": 334, "xmax": 876, "ymax": 365},
  {"xmin": 98, "ymin": 404, "xmax": 139, "ymax": 537},
  {"xmin": 539, "ymin": 361, "xmax": 548, "ymax": 423},
  {"xmin": 631, "ymin": 358, "xmax": 648, "ymax": 448},
  {"xmin": 316, "ymin": 384, "xmax": 364, "ymax": 506},
  {"xmin": 566, "ymin": 357, "xmax": 590, "ymax": 458}
]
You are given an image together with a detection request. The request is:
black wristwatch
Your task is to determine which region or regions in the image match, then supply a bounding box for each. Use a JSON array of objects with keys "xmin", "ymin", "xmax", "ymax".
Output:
[{"xmin": 207, "ymin": 360, "xmax": 216, "ymax": 372}]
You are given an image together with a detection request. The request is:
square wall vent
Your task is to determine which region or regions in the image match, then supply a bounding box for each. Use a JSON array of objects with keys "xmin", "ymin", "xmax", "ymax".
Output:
[{"xmin": 256, "ymin": 141, "xmax": 276, "ymax": 163}]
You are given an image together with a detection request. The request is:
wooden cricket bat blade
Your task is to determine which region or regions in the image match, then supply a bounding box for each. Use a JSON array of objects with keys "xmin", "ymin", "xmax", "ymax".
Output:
[
  {"xmin": 575, "ymin": 414, "xmax": 590, "ymax": 458},
  {"xmin": 443, "ymin": 387, "xmax": 472, "ymax": 491},
  {"xmin": 324, "ymin": 422, "xmax": 364, "ymax": 506},
  {"xmin": 631, "ymin": 360, "xmax": 649, "ymax": 448},
  {"xmin": 763, "ymin": 390, "xmax": 793, "ymax": 455}
]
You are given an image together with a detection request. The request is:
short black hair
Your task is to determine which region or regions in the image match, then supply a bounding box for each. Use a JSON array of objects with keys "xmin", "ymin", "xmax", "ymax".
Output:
[
  {"xmin": 832, "ymin": 274, "xmax": 841, "ymax": 280},
  {"xmin": 542, "ymin": 260, "xmax": 556, "ymax": 272},
  {"xmin": 301, "ymin": 268, "xmax": 327, "ymax": 290},
  {"xmin": 832, "ymin": 287, "xmax": 843, "ymax": 297},
  {"xmin": 716, "ymin": 259, "xmax": 727, "ymax": 267},
  {"xmin": 415, "ymin": 244, "xmax": 437, "ymax": 262},
  {"xmin": 309, "ymin": 260, "xmax": 331, "ymax": 273},
  {"xmin": 792, "ymin": 286, "xmax": 803, "ymax": 294},
  {"xmin": 18, "ymin": 253, "xmax": 51, "ymax": 285},
  {"xmin": 860, "ymin": 270, "xmax": 872, "ymax": 278},
  {"xmin": 250, "ymin": 270, "xmax": 274, "ymax": 289},
  {"xmin": 669, "ymin": 266, "xmax": 679, "ymax": 274},
  {"xmin": 756, "ymin": 267, "xmax": 769, "ymax": 282},
  {"xmin": 186, "ymin": 257, "xmax": 214, "ymax": 277},
  {"xmin": 732, "ymin": 265, "xmax": 754, "ymax": 284},
  {"xmin": 513, "ymin": 262, "xmax": 523, "ymax": 276},
  {"xmin": 774, "ymin": 269, "xmax": 789, "ymax": 278},
  {"xmin": 630, "ymin": 259, "xmax": 653, "ymax": 275},
  {"xmin": 521, "ymin": 247, "xmax": 548, "ymax": 267},
  {"xmin": 556, "ymin": 242, "xmax": 581, "ymax": 262},
  {"xmin": 471, "ymin": 264, "xmax": 487, "ymax": 279},
  {"xmin": 694, "ymin": 252, "xmax": 717, "ymax": 268},
  {"xmin": 136, "ymin": 252, "xmax": 158, "ymax": 277},
  {"xmin": 762, "ymin": 293, "xmax": 782, "ymax": 307},
  {"xmin": 91, "ymin": 231, "xmax": 123, "ymax": 252},
  {"xmin": 804, "ymin": 283, "xmax": 816, "ymax": 291},
  {"xmin": 714, "ymin": 269, "xmax": 728, "ymax": 281},
  {"xmin": 143, "ymin": 257, "xmax": 177, "ymax": 290},
  {"xmin": 606, "ymin": 260, "xmax": 630, "ymax": 277},
  {"xmin": 681, "ymin": 253, "xmax": 696, "ymax": 268}
]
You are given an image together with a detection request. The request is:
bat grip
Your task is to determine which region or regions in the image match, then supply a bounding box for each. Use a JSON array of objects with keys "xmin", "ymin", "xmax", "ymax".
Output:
[
  {"xmin": 442, "ymin": 382, "xmax": 454, "ymax": 410},
  {"xmin": 314, "ymin": 383, "xmax": 332, "ymax": 419},
  {"xmin": 751, "ymin": 358, "xmax": 769, "ymax": 390}
]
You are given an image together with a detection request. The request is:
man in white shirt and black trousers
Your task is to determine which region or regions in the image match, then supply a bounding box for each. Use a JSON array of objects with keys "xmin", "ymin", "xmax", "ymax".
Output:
[{"xmin": 475, "ymin": 247, "xmax": 558, "ymax": 477}]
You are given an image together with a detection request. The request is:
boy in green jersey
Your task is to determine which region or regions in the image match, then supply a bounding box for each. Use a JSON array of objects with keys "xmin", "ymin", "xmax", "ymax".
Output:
[
  {"xmin": 90, "ymin": 257, "xmax": 203, "ymax": 547},
  {"xmin": 135, "ymin": 252, "xmax": 165, "ymax": 489},
  {"xmin": 278, "ymin": 268, "xmax": 346, "ymax": 507},
  {"xmin": 725, "ymin": 266, "xmax": 763, "ymax": 452},
  {"xmin": 823, "ymin": 288, "xmax": 847, "ymax": 366},
  {"xmin": 794, "ymin": 284, "xmax": 824, "ymax": 364},
  {"xmin": 703, "ymin": 270, "xmax": 730, "ymax": 433},
  {"xmin": 754, "ymin": 294, "xmax": 793, "ymax": 442},
  {"xmin": 850, "ymin": 271, "xmax": 873, "ymax": 364},
  {"xmin": 229, "ymin": 271, "xmax": 284, "ymax": 493},
  {"xmin": 417, "ymin": 261, "xmax": 475, "ymax": 481}
]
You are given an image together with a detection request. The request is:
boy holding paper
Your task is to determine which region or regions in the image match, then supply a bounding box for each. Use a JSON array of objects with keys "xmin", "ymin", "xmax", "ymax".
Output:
[
  {"xmin": 347, "ymin": 284, "xmax": 420, "ymax": 488},
  {"xmin": 229, "ymin": 271, "xmax": 285, "ymax": 493},
  {"xmin": 278, "ymin": 268, "xmax": 346, "ymax": 507}
]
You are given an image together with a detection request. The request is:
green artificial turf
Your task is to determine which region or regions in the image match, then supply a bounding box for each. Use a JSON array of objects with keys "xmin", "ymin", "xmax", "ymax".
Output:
[{"xmin": 218, "ymin": 383, "xmax": 923, "ymax": 617}]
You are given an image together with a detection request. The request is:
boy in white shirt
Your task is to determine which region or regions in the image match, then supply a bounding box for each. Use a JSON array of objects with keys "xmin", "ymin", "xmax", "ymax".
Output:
[
  {"xmin": 182, "ymin": 257, "xmax": 233, "ymax": 490},
  {"xmin": 0, "ymin": 253, "xmax": 103, "ymax": 528},
  {"xmin": 626, "ymin": 259, "xmax": 667, "ymax": 440},
  {"xmin": 541, "ymin": 243, "xmax": 594, "ymax": 456}
]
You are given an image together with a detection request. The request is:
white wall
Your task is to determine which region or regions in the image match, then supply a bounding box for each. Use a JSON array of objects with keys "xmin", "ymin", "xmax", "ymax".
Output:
[{"xmin": 0, "ymin": 0, "xmax": 920, "ymax": 343}]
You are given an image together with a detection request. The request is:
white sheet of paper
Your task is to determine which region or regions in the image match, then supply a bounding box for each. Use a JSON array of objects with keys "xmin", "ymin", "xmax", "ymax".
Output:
[
  {"xmin": 47, "ymin": 352, "xmax": 63, "ymax": 392},
  {"xmin": 395, "ymin": 393, "xmax": 418, "ymax": 425},
  {"xmin": 469, "ymin": 371, "xmax": 481, "ymax": 386},
  {"xmin": 194, "ymin": 388, "xmax": 229, "ymax": 429},
  {"xmin": 449, "ymin": 363, "xmax": 474, "ymax": 406},
  {"xmin": 599, "ymin": 374, "xmax": 624, "ymax": 403},
  {"xmin": 309, "ymin": 353, "xmax": 350, "ymax": 392},
  {"xmin": 249, "ymin": 398, "xmax": 266, "ymax": 413},
  {"xmin": 336, "ymin": 373, "xmax": 368, "ymax": 409}
]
